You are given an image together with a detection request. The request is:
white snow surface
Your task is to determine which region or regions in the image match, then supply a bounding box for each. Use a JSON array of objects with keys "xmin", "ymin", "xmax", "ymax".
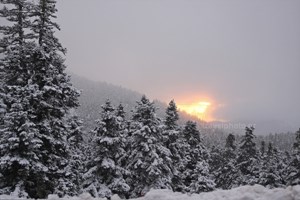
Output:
[{"xmin": 1, "ymin": 185, "xmax": 300, "ymax": 200}]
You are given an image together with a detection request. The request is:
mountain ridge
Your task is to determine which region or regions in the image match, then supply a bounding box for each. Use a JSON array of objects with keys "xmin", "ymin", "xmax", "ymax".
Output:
[{"xmin": 69, "ymin": 72, "xmax": 204, "ymax": 131}]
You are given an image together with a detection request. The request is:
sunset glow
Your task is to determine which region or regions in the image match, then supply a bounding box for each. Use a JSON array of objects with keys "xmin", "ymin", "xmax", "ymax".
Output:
[{"xmin": 178, "ymin": 101, "xmax": 212, "ymax": 121}]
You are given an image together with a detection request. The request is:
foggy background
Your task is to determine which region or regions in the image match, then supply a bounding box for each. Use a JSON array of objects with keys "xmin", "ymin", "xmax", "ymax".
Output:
[{"xmin": 55, "ymin": 0, "xmax": 300, "ymax": 133}]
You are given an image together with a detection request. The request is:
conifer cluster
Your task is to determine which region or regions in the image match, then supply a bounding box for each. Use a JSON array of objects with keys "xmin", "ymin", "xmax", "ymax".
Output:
[{"xmin": 1, "ymin": 1, "xmax": 300, "ymax": 199}]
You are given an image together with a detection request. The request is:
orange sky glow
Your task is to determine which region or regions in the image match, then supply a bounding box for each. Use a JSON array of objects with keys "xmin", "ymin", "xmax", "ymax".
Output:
[{"xmin": 176, "ymin": 95, "xmax": 216, "ymax": 122}]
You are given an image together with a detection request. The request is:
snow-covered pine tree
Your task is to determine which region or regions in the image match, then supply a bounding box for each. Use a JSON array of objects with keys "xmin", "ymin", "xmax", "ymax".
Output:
[
  {"xmin": 162, "ymin": 100, "xmax": 185, "ymax": 192},
  {"xmin": 127, "ymin": 95, "xmax": 173, "ymax": 197},
  {"xmin": 83, "ymin": 100, "xmax": 129, "ymax": 199},
  {"xmin": 55, "ymin": 112, "xmax": 85, "ymax": 196},
  {"xmin": 214, "ymin": 133, "xmax": 239, "ymax": 189},
  {"xmin": 29, "ymin": 0, "xmax": 81, "ymax": 197},
  {"xmin": 260, "ymin": 141, "xmax": 266, "ymax": 157},
  {"xmin": 181, "ymin": 121, "xmax": 215, "ymax": 193},
  {"xmin": 0, "ymin": 0, "xmax": 41, "ymax": 197},
  {"xmin": 257, "ymin": 141, "xmax": 268, "ymax": 187},
  {"xmin": 281, "ymin": 150, "xmax": 291, "ymax": 184},
  {"xmin": 209, "ymin": 145, "xmax": 224, "ymax": 176},
  {"xmin": 165, "ymin": 100, "xmax": 179, "ymax": 130},
  {"xmin": 115, "ymin": 103, "xmax": 129, "ymax": 153},
  {"xmin": 258, "ymin": 142, "xmax": 285, "ymax": 188},
  {"xmin": 0, "ymin": 0, "xmax": 81, "ymax": 198},
  {"xmin": 224, "ymin": 133, "xmax": 237, "ymax": 160},
  {"xmin": 286, "ymin": 128, "xmax": 300, "ymax": 185},
  {"xmin": 271, "ymin": 147, "xmax": 287, "ymax": 186},
  {"xmin": 116, "ymin": 103, "xmax": 126, "ymax": 119},
  {"xmin": 0, "ymin": 0, "xmax": 34, "ymax": 109},
  {"xmin": 115, "ymin": 103, "xmax": 132, "ymax": 198},
  {"xmin": 236, "ymin": 127, "xmax": 260, "ymax": 186}
]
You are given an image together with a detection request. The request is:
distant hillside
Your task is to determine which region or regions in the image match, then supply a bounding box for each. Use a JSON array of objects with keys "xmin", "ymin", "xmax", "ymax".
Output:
[
  {"xmin": 70, "ymin": 73, "xmax": 141, "ymax": 131},
  {"xmin": 69, "ymin": 73, "xmax": 202, "ymax": 131}
]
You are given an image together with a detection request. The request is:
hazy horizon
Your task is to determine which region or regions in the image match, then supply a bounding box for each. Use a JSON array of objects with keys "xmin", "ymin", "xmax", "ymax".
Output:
[{"xmin": 56, "ymin": 0, "xmax": 300, "ymax": 133}]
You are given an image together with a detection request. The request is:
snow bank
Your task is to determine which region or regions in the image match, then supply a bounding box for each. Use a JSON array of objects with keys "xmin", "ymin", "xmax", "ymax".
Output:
[
  {"xmin": 134, "ymin": 185, "xmax": 300, "ymax": 200},
  {"xmin": 1, "ymin": 185, "xmax": 300, "ymax": 200}
]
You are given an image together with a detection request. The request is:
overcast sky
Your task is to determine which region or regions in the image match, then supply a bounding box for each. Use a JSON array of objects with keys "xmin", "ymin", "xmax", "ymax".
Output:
[{"xmin": 56, "ymin": 0, "xmax": 300, "ymax": 132}]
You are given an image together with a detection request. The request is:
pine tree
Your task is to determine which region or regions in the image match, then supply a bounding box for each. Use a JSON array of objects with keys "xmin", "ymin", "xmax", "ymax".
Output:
[
  {"xmin": 0, "ymin": 0, "xmax": 39, "ymax": 197},
  {"xmin": 281, "ymin": 151, "xmax": 291, "ymax": 185},
  {"xmin": 116, "ymin": 103, "xmax": 126, "ymax": 119},
  {"xmin": 258, "ymin": 141, "xmax": 270, "ymax": 187},
  {"xmin": 286, "ymin": 128, "xmax": 300, "ymax": 185},
  {"xmin": 165, "ymin": 100, "xmax": 179, "ymax": 130},
  {"xmin": 236, "ymin": 127, "xmax": 259, "ymax": 186},
  {"xmin": 272, "ymin": 147, "xmax": 287, "ymax": 186},
  {"xmin": 116, "ymin": 103, "xmax": 130, "ymax": 162},
  {"xmin": 127, "ymin": 96, "xmax": 173, "ymax": 197},
  {"xmin": 181, "ymin": 121, "xmax": 215, "ymax": 193},
  {"xmin": 115, "ymin": 103, "xmax": 131, "ymax": 198},
  {"xmin": 162, "ymin": 100, "xmax": 184, "ymax": 192},
  {"xmin": 224, "ymin": 133, "xmax": 236, "ymax": 159},
  {"xmin": 258, "ymin": 142, "xmax": 285, "ymax": 188},
  {"xmin": 209, "ymin": 145, "xmax": 224, "ymax": 174},
  {"xmin": 213, "ymin": 133, "xmax": 238, "ymax": 189},
  {"xmin": 0, "ymin": 0, "xmax": 81, "ymax": 198},
  {"xmin": 0, "ymin": 0, "xmax": 35, "ymax": 85},
  {"xmin": 55, "ymin": 113, "xmax": 85, "ymax": 196},
  {"xmin": 83, "ymin": 100, "xmax": 129, "ymax": 199},
  {"xmin": 260, "ymin": 141, "xmax": 266, "ymax": 157},
  {"xmin": 30, "ymin": 0, "xmax": 80, "ymax": 197},
  {"xmin": 31, "ymin": 0, "xmax": 65, "ymax": 53}
]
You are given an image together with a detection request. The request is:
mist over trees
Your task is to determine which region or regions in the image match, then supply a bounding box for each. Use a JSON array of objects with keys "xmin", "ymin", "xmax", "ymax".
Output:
[{"xmin": 0, "ymin": 0, "xmax": 299, "ymax": 199}]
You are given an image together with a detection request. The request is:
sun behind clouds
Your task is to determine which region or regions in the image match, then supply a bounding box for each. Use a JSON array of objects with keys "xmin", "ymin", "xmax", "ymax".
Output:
[{"xmin": 178, "ymin": 101, "xmax": 212, "ymax": 122}]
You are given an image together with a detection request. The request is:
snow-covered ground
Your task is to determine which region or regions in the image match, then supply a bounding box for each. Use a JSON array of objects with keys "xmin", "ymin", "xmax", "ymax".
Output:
[{"xmin": 1, "ymin": 185, "xmax": 300, "ymax": 200}]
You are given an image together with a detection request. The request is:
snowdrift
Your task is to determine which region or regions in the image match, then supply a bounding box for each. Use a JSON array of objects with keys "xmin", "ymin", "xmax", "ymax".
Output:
[{"xmin": 1, "ymin": 185, "xmax": 300, "ymax": 200}]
